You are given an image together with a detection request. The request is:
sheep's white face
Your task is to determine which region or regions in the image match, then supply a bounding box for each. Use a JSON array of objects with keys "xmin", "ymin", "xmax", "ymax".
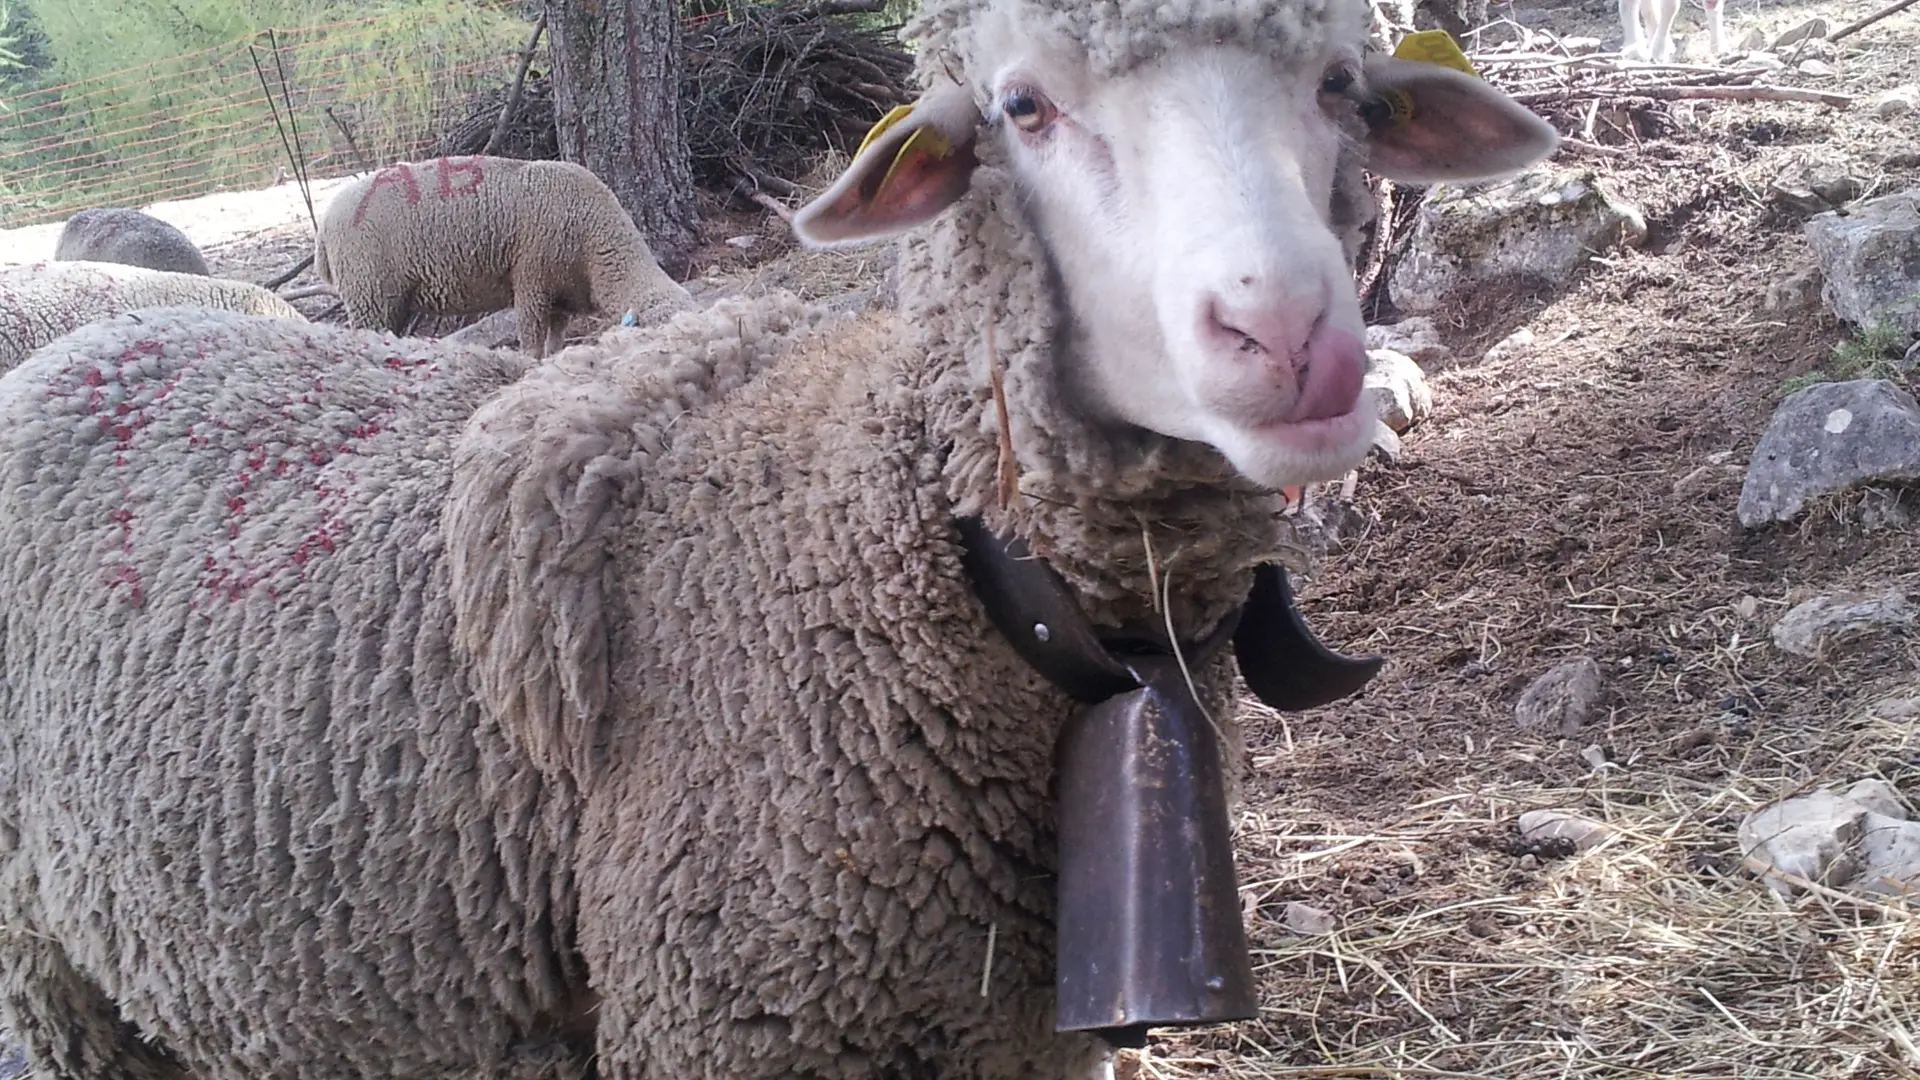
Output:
[
  {"xmin": 793, "ymin": 21, "xmax": 1560, "ymax": 492},
  {"xmin": 979, "ymin": 41, "xmax": 1376, "ymax": 487}
]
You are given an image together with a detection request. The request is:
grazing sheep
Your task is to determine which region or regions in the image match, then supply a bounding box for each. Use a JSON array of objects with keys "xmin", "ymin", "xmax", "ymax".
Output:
[
  {"xmin": 1620, "ymin": 0, "xmax": 1725, "ymax": 61},
  {"xmin": 312, "ymin": 155, "xmax": 694, "ymax": 358},
  {"xmin": 0, "ymin": 260, "xmax": 303, "ymax": 375},
  {"xmin": 0, "ymin": 2, "xmax": 1558, "ymax": 1078},
  {"xmin": 53, "ymin": 208, "xmax": 212, "ymax": 277}
]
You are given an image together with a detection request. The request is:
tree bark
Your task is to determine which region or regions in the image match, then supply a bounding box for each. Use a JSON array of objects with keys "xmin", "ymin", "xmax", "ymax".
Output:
[{"xmin": 546, "ymin": 0, "xmax": 700, "ymax": 278}]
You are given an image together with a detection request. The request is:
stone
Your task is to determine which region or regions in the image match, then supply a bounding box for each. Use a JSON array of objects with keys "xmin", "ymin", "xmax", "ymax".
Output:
[
  {"xmin": 1741, "ymin": 788, "xmax": 1920, "ymax": 901},
  {"xmin": 1736, "ymin": 379, "xmax": 1920, "ymax": 526},
  {"xmin": 1874, "ymin": 692, "xmax": 1920, "ymax": 719},
  {"xmin": 1804, "ymin": 188, "xmax": 1920, "ymax": 336},
  {"xmin": 1904, "ymin": 340, "xmax": 1920, "ymax": 374},
  {"xmin": 1517, "ymin": 808, "xmax": 1611, "ymax": 852},
  {"xmin": 441, "ymin": 308, "xmax": 520, "ymax": 351},
  {"xmin": 1366, "ymin": 316, "xmax": 1454, "ymax": 367},
  {"xmin": 1762, "ymin": 264, "xmax": 1823, "ymax": 313},
  {"xmin": 1283, "ymin": 901, "xmax": 1337, "ymax": 936},
  {"xmin": 1771, "ymin": 162, "xmax": 1864, "ymax": 216},
  {"xmin": 1739, "ymin": 789, "xmax": 1865, "ymax": 895},
  {"xmin": 1735, "ymin": 26, "xmax": 1767, "ymax": 50},
  {"xmin": 1769, "ymin": 590, "xmax": 1914, "ymax": 658},
  {"xmin": 1483, "ymin": 326, "xmax": 1536, "ymax": 364},
  {"xmin": 1364, "ymin": 349, "xmax": 1434, "ymax": 432},
  {"xmin": 1771, "ymin": 16, "xmax": 1828, "ymax": 48},
  {"xmin": 1846, "ymin": 779, "xmax": 1910, "ymax": 821},
  {"xmin": 1876, "ymin": 86, "xmax": 1919, "ymax": 120},
  {"xmin": 723, "ymin": 234, "xmax": 760, "ymax": 249},
  {"xmin": 1514, "ymin": 657, "xmax": 1605, "ymax": 735},
  {"xmin": 1390, "ymin": 167, "xmax": 1647, "ymax": 315},
  {"xmin": 1854, "ymin": 812, "xmax": 1920, "ymax": 899},
  {"xmin": 1796, "ymin": 58, "xmax": 1834, "ymax": 77}
]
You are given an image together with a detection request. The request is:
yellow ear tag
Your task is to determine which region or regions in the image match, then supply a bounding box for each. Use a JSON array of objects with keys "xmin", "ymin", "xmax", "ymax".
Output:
[
  {"xmin": 856, "ymin": 104, "xmax": 917, "ymax": 159},
  {"xmin": 1377, "ymin": 88, "xmax": 1418, "ymax": 127},
  {"xmin": 878, "ymin": 125, "xmax": 954, "ymax": 191},
  {"xmin": 1392, "ymin": 29, "xmax": 1479, "ymax": 78}
]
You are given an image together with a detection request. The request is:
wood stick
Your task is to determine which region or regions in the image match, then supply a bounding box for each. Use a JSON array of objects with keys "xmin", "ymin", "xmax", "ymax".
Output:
[
  {"xmin": 484, "ymin": 15, "xmax": 547, "ymax": 156},
  {"xmin": 277, "ymin": 282, "xmax": 338, "ymax": 301},
  {"xmin": 262, "ymin": 252, "xmax": 315, "ymax": 290},
  {"xmin": 750, "ymin": 191, "xmax": 794, "ymax": 222},
  {"xmin": 1512, "ymin": 83, "xmax": 1853, "ymax": 106},
  {"xmin": 1829, "ymin": 0, "xmax": 1920, "ymax": 41}
]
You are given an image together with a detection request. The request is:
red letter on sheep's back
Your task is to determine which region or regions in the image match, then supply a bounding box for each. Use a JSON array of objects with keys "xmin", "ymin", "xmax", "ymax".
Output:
[
  {"xmin": 435, "ymin": 156, "xmax": 485, "ymax": 198},
  {"xmin": 352, "ymin": 164, "xmax": 422, "ymax": 225}
]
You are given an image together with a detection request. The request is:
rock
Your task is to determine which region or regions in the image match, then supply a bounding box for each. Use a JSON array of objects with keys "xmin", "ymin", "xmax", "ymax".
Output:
[
  {"xmin": 1876, "ymin": 86, "xmax": 1919, "ymax": 120},
  {"xmin": 1740, "ymin": 789, "xmax": 1865, "ymax": 895},
  {"xmin": 1366, "ymin": 316, "xmax": 1454, "ymax": 367},
  {"xmin": 1905, "ymin": 340, "xmax": 1920, "ymax": 374},
  {"xmin": 1796, "ymin": 58, "xmax": 1834, "ymax": 77},
  {"xmin": 0, "ymin": 1035, "xmax": 20, "ymax": 1080},
  {"xmin": 442, "ymin": 308, "xmax": 520, "ymax": 351},
  {"xmin": 1735, "ymin": 26, "xmax": 1767, "ymax": 51},
  {"xmin": 1517, "ymin": 808, "xmax": 1611, "ymax": 852},
  {"xmin": 1873, "ymin": 692, "xmax": 1920, "ymax": 719},
  {"xmin": 1390, "ymin": 167, "xmax": 1647, "ymax": 315},
  {"xmin": 724, "ymin": 234, "xmax": 761, "ymax": 250},
  {"xmin": 1804, "ymin": 188, "xmax": 1920, "ymax": 336},
  {"xmin": 1737, "ymin": 380, "xmax": 1920, "ymax": 526},
  {"xmin": 1514, "ymin": 657, "xmax": 1605, "ymax": 735},
  {"xmin": 1846, "ymin": 779, "xmax": 1909, "ymax": 821},
  {"xmin": 1483, "ymin": 326, "xmax": 1536, "ymax": 364},
  {"xmin": 1762, "ymin": 263, "xmax": 1823, "ymax": 313},
  {"xmin": 1769, "ymin": 590, "xmax": 1914, "ymax": 658},
  {"xmin": 1771, "ymin": 16, "xmax": 1828, "ymax": 48},
  {"xmin": 1855, "ymin": 812, "xmax": 1920, "ymax": 899},
  {"xmin": 1364, "ymin": 349, "xmax": 1433, "ymax": 432},
  {"xmin": 1742, "ymin": 787, "xmax": 1920, "ymax": 901},
  {"xmin": 1283, "ymin": 901, "xmax": 1337, "ymax": 936},
  {"xmin": 1770, "ymin": 162, "xmax": 1864, "ymax": 216}
]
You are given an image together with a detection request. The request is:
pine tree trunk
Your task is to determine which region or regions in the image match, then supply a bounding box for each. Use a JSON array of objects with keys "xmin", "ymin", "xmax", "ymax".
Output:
[{"xmin": 546, "ymin": 0, "xmax": 700, "ymax": 278}]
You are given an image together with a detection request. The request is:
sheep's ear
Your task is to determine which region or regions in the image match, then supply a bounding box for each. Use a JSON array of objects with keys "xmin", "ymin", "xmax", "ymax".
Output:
[
  {"xmin": 1357, "ymin": 53, "xmax": 1560, "ymax": 184},
  {"xmin": 792, "ymin": 79, "xmax": 983, "ymax": 248}
]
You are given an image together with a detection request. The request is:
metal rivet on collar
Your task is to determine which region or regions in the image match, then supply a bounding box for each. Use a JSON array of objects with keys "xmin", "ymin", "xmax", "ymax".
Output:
[{"xmin": 1033, "ymin": 622, "xmax": 1051, "ymax": 642}]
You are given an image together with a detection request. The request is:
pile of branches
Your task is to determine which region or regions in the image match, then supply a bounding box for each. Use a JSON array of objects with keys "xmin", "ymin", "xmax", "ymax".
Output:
[
  {"xmin": 434, "ymin": 0, "xmax": 914, "ymax": 193},
  {"xmin": 434, "ymin": 73, "xmax": 558, "ymax": 162}
]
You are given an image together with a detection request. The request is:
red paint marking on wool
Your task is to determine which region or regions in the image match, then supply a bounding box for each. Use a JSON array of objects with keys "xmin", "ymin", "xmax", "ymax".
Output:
[
  {"xmin": 352, "ymin": 163, "xmax": 423, "ymax": 225},
  {"xmin": 434, "ymin": 155, "xmax": 485, "ymax": 198}
]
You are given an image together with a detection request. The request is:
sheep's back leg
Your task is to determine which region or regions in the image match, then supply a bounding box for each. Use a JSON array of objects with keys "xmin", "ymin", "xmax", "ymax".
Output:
[
  {"xmin": 1619, "ymin": 0, "xmax": 1650, "ymax": 57},
  {"xmin": 514, "ymin": 293, "xmax": 558, "ymax": 358},
  {"xmin": 1703, "ymin": 0, "xmax": 1725, "ymax": 54},
  {"xmin": 0, "ymin": 934, "xmax": 193, "ymax": 1080}
]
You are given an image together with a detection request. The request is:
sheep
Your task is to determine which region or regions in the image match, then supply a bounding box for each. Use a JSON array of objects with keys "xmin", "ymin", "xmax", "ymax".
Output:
[
  {"xmin": 1620, "ymin": 0, "xmax": 1725, "ymax": 61},
  {"xmin": 312, "ymin": 154, "xmax": 695, "ymax": 359},
  {"xmin": 0, "ymin": 1, "xmax": 1558, "ymax": 1077},
  {"xmin": 0, "ymin": 260, "xmax": 303, "ymax": 375},
  {"xmin": 52, "ymin": 207, "xmax": 212, "ymax": 277}
]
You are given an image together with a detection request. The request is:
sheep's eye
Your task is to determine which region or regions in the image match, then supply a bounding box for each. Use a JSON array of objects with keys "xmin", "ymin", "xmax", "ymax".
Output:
[
  {"xmin": 1002, "ymin": 86, "xmax": 1056, "ymax": 133},
  {"xmin": 1320, "ymin": 65, "xmax": 1357, "ymax": 96}
]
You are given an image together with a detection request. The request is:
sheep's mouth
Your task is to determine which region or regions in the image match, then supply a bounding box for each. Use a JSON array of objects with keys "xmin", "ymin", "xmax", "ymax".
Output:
[{"xmin": 1245, "ymin": 400, "xmax": 1373, "ymax": 454}]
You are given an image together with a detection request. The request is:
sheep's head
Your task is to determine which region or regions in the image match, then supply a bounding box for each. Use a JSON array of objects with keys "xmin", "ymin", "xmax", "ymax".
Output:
[{"xmin": 793, "ymin": 0, "xmax": 1558, "ymax": 492}]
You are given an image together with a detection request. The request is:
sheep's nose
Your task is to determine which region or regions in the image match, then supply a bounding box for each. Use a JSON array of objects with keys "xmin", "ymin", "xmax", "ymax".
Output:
[{"xmin": 1197, "ymin": 290, "xmax": 1366, "ymax": 423}]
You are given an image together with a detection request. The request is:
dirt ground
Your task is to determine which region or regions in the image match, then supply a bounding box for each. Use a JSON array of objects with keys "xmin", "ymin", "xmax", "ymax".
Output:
[{"xmin": 0, "ymin": 0, "xmax": 1916, "ymax": 1075}]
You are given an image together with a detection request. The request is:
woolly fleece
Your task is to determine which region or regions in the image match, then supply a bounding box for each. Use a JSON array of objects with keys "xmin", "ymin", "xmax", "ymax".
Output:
[
  {"xmin": 0, "ymin": 1, "xmax": 1383, "ymax": 1076},
  {"xmin": 54, "ymin": 208, "xmax": 212, "ymax": 277},
  {"xmin": 0, "ymin": 261, "xmax": 303, "ymax": 374},
  {"xmin": 312, "ymin": 156, "xmax": 693, "ymax": 357}
]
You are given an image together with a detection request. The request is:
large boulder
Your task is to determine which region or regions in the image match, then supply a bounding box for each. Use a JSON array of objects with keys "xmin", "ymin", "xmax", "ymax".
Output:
[
  {"xmin": 1737, "ymin": 379, "xmax": 1920, "ymax": 526},
  {"xmin": 1390, "ymin": 166, "xmax": 1646, "ymax": 315},
  {"xmin": 1804, "ymin": 188, "xmax": 1920, "ymax": 336}
]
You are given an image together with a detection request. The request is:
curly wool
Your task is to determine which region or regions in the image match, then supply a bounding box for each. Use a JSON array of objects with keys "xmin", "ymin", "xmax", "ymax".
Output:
[
  {"xmin": 906, "ymin": 0, "xmax": 1367, "ymax": 82},
  {"xmin": 0, "ymin": 261, "xmax": 303, "ymax": 374}
]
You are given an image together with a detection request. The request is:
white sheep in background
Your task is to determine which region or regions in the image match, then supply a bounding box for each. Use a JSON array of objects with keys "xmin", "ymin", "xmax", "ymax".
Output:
[
  {"xmin": 0, "ymin": 1, "xmax": 1558, "ymax": 1077},
  {"xmin": 1620, "ymin": 0, "xmax": 1725, "ymax": 62},
  {"xmin": 0, "ymin": 260, "xmax": 303, "ymax": 374},
  {"xmin": 312, "ymin": 154, "xmax": 694, "ymax": 358}
]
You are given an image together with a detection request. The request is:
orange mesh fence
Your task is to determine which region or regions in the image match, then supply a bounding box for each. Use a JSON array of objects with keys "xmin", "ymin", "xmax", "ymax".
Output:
[{"xmin": 0, "ymin": 3, "xmax": 541, "ymax": 228}]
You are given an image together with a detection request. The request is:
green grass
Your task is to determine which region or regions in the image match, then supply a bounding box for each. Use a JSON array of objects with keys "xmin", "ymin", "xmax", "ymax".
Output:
[{"xmin": 1779, "ymin": 316, "xmax": 1917, "ymax": 397}]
